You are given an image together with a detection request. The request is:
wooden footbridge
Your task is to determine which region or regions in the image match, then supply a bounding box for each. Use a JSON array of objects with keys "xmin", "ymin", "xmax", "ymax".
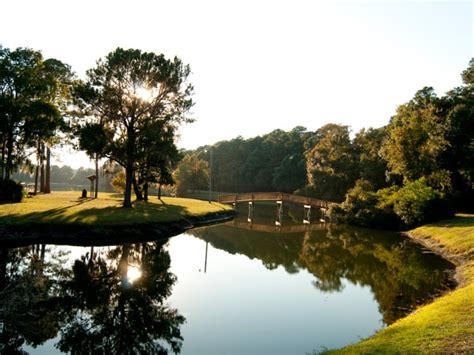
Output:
[
  {"xmin": 218, "ymin": 192, "xmax": 335, "ymax": 225},
  {"xmin": 218, "ymin": 192, "xmax": 332, "ymax": 209}
]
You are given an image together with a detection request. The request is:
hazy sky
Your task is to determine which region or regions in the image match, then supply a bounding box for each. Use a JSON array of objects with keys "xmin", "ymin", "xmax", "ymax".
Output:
[{"xmin": 1, "ymin": 0, "xmax": 472, "ymax": 168}]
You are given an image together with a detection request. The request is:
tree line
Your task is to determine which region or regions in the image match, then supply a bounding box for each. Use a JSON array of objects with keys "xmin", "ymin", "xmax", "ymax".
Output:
[
  {"xmin": 176, "ymin": 59, "xmax": 473, "ymax": 228},
  {"xmin": 13, "ymin": 164, "xmax": 115, "ymax": 191}
]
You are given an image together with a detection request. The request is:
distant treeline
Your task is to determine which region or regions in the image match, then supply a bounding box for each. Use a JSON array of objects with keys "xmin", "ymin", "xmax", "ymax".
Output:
[
  {"xmin": 185, "ymin": 124, "xmax": 385, "ymax": 202},
  {"xmin": 13, "ymin": 165, "xmax": 114, "ymax": 191}
]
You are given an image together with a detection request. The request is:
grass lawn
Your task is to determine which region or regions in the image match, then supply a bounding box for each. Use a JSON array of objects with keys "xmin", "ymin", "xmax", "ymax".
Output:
[
  {"xmin": 330, "ymin": 214, "xmax": 474, "ymax": 353},
  {"xmin": 0, "ymin": 191, "xmax": 232, "ymax": 226}
]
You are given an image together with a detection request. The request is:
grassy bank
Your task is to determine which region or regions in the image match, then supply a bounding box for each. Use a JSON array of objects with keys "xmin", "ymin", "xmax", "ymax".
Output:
[
  {"xmin": 0, "ymin": 191, "xmax": 232, "ymax": 226},
  {"xmin": 330, "ymin": 214, "xmax": 474, "ymax": 353}
]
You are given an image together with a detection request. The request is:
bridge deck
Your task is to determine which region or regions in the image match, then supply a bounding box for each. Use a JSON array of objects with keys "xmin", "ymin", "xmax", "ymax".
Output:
[{"xmin": 218, "ymin": 192, "xmax": 332, "ymax": 209}]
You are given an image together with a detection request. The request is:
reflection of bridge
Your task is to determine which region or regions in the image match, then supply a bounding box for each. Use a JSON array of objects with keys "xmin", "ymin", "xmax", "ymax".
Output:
[
  {"xmin": 218, "ymin": 192, "xmax": 335, "ymax": 225},
  {"xmin": 225, "ymin": 220, "xmax": 328, "ymax": 233}
]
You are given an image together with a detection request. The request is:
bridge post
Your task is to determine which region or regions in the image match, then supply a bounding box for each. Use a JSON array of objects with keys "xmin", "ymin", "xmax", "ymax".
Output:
[
  {"xmin": 248, "ymin": 201, "xmax": 254, "ymax": 223},
  {"xmin": 275, "ymin": 201, "xmax": 283, "ymax": 226},
  {"xmin": 303, "ymin": 204, "xmax": 311, "ymax": 224},
  {"xmin": 320, "ymin": 207, "xmax": 327, "ymax": 223}
]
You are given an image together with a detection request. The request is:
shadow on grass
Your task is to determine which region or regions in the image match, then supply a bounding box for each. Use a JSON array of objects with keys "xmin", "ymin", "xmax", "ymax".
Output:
[{"xmin": 0, "ymin": 200, "xmax": 189, "ymax": 226}]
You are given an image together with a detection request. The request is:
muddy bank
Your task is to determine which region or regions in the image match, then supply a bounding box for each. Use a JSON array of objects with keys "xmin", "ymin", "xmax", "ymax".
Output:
[{"xmin": 0, "ymin": 210, "xmax": 236, "ymax": 248}]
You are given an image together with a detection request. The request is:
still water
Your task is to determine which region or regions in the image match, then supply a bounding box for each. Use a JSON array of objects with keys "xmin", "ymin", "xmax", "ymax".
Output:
[{"xmin": 0, "ymin": 204, "xmax": 454, "ymax": 354}]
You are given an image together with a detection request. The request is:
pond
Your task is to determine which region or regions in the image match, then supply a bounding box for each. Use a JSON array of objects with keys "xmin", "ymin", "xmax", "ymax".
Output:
[{"xmin": 0, "ymin": 204, "xmax": 454, "ymax": 354}]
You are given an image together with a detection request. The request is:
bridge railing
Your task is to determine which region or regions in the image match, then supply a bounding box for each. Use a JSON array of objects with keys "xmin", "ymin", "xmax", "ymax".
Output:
[{"xmin": 218, "ymin": 192, "xmax": 333, "ymax": 208}]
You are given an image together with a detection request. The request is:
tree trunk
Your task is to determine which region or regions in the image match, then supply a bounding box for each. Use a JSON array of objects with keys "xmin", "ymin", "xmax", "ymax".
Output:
[
  {"xmin": 123, "ymin": 165, "xmax": 133, "ymax": 208},
  {"xmin": 39, "ymin": 143, "xmax": 45, "ymax": 192},
  {"xmin": 132, "ymin": 173, "xmax": 143, "ymax": 200},
  {"xmin": 158, "ymin": 184, "xmax": 162, "ymax": 200},
  {"xmin": 44, "ymin": 146, "xmax": 51, "ymax": 193},
  {"xmin": 34, "ymin": 165, "xmax": 39, "ymax": 195},
  {"xmin": 0, "ymin": 140, "xmax": 5, "ymax": 180},
  {"xmin": 143, "ymin": 182, "xmax": 148, "ymax": 201},
  {"xmin": 34, "ymin": 141, "xmax": 40, "ymax": 195},
  {"xmin": 5, "ymin": 131, "xmax": 14, "ymax": 179},
  {"xmin": 95, "ymin": 154, "xmax": 99, "ymax": 199}
]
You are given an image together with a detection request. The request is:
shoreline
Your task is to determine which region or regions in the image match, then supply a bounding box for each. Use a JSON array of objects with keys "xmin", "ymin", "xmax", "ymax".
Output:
[
  {"xmin": 330, "ymin": 214, "xmax": 474, "ymax": 353},
  {"xmin": 0, "ymin": 210, "xmax": 236, "ymax": 248},
  {"xmin": 404, "ymin": 230, "xmax": 468, "ymax": 287}
]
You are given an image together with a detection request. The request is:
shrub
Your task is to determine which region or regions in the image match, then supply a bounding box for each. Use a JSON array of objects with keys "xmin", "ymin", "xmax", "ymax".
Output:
[
  {"xmin": 0, "ymin": 179, "xmax": 24, "ymax": 203},
  {"xmin": 332, "ymin": 180, "xmax": 401, "ymax": 229},
  {"xmin": 393, "ymin": 178, "xmax": 453, "ymax": 227}
]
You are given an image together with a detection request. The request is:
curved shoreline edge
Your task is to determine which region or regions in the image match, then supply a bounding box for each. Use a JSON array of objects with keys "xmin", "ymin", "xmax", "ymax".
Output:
[
  {"xmin": 330, "ymin": 215, "xmax": 474, "ymax": 354},
  {"xmin": 0, "ymin": 210, "xmax": 237, "ymax": 248}
]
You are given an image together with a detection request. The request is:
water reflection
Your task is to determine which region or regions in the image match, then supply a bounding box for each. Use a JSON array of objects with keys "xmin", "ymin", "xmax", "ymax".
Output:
[
  {"xmin": 0, "ymin": 204, "xmax": 455, "ymax": 354},
  {"xmin": 190, "ymin": 205, "xmax": 454, "ymax": 325},
  {"xmin": 0, "ymin": 240, "xmax": 184, "ymax": 354}
]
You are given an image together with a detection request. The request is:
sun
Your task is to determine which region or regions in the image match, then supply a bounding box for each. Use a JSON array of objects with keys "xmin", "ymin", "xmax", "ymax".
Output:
[
  {"xmin": 135, "ymin": 85, "xmax": 157, "ymax": 102},
  {"xmin": 127, "ymin": 265, "xmax": 142, "ymax": 283}
]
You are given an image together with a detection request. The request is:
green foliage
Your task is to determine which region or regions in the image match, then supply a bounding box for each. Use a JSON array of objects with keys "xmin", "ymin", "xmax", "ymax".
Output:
[
  {"xmin": 305, "ymin": 124, "xmax": 358, "ymax": 201},
  {"xmin": 0, "ymin": 178, "xmax": 23, "ymax": 202},
  {"xmin": 111, "ymin": 170, "xmax": 126, "ymax": 193},
  {"xmin": 335, "ymin": 178, "xmax": 453, "ymax": 229},
  {"xmin": 393, "ymin": 178, "xmax": 450, "ymax": 227},
  {"xmin": 174, "ymin": 154, "xmax": 209, "ymax": 196},
  {"xmin": 381, "ymin": 87, "xmax": 448, "ymax": 182},
  {"xmin": 332, "ymin": 180, "xmax": 401, "ymax": 229},
  {"xmin": 193, "ymin": 126, "xmax": 309, "ymax": 193},
  {"xmin": 0, "ymin": 46, "xmax": 72, "ymax": 179},
  {"xmin": 76, "ymin": 123, "xmax": 109, "ymax": 159},
  {"xmin": 353, "ymin": 127, "xmax": 389, "ymax": 189}
]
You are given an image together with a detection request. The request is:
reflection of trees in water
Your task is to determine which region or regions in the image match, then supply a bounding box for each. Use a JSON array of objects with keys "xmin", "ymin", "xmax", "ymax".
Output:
[
  {"xmin": 58, "ymin": 240, "xmax": 185, "ymax": 354},
  {"xmin": 191, "ymin": 226, "xmax": 305, "ymax": 274},
  {"xmin": 0, "ymin": 245, "xmax": 68, "ymax": 354},
  {"xmin": 0, "ymin": 240, "xmax": 185, "ymax": 354},
  {"xmin": 300, "ymin": 226, "xmax": 453, "ymax": 324},
  {"xmin": 192, "ymin": 224, "xmax": 453, "ymax": 325}
]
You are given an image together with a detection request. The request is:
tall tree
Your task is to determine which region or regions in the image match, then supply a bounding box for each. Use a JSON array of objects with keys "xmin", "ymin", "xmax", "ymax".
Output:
[
  {"xmin": 380, "ymin": 87, "xmax": 448, "ymax": 183},
  {"xmin": 77, "ymin": 122, "xmax": 109, "ymax": 198},
  {"xmin": 305, "ymin": 124, "xmax": 358, "ymax": 201},
  {"xmin": 353, "ymin": 127, "xmax": 389, "ymax": 190},
  {"xmin": 0, "ymin": 46, "xmax": 71, "ymax": 185},
  {"xmin": 74, "ymin": 48, "xmax": 193, "ymax": 207},
  {"xmin": 174, "ymin": 154, "xmax": 209, "ymax": 196}
]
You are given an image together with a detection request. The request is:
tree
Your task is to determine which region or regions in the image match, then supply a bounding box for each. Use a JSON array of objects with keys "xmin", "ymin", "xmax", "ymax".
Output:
[
  {"xmin": 174, "ymin": 154, "xmax": 209, "ymax": 196},
  {"xmin": 38, "ymin": 58, "xmax": 73, "ymax": 193},
  {"xmin": 438, "ymin": 59, "xmax": 474, "ymax": 200},
  {"xmin": 74, "ymin": 48, "xmax": 193, "ymax": 207},
  {"xmin": 353, "ymin": 127, "xmax": 389, "ymax": 190},
  {"xmin": 380, "ymin": 87, "xmax": 448, "ymax": 183},
  {"xmin": 77, "ymin": 123, "xmax": 109, "ymax": 198},
  {"xmin": 134, "ymin": 118, "xmax": 180, "ymax": 201},
  {"xmin": 0, "ymin": 46, "xmax": 71, "ymax": 189},
  {"xmin": 305, "ymin": 124, "xmax": 358, "ymax": 201}
]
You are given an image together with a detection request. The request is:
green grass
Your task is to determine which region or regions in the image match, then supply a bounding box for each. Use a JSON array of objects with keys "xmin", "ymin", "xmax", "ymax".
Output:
[
  {"xmin": 329, "ymin": 214, "xmax": 474, "ymax": 353},
  {"xmin": 0, "ymin": 191, "xmax": 232, "ymax": 226}
]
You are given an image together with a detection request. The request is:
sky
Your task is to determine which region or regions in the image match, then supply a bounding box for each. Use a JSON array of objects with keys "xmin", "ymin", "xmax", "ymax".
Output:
[{"xmin": 1, "ymin": 0, "xmax": 472, "ymax": 169}]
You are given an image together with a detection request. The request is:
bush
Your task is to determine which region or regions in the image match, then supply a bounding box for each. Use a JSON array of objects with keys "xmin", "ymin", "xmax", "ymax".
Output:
[
  {"xmin": 0, "ymin": 179, "xmax": 24, "ymax": 203},
  {"xmin": 393, "ymin": 178, "xmax": 453, "ymax": 227},
  {"xmin": 332, "ymin": 180, "xmax": 401, "ymax": 229},
  {"xmin": 333, "ymin": 177, "xmax": 454, "ymax": 230}
]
